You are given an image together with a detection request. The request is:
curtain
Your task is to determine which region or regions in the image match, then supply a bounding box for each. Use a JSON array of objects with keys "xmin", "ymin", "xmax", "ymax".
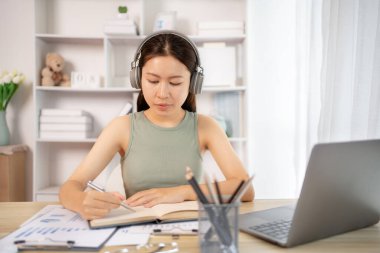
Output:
[
  {"xmin": 247, "ymin": 0, "xmax": 299, "ymax": 198},
  {"xmin": 247, "ymin": 0, "xmax": 380, "ymax": 198},
  {"xmin": 319, "ymin": 0, "xmax": 380, "ymax": 142}
]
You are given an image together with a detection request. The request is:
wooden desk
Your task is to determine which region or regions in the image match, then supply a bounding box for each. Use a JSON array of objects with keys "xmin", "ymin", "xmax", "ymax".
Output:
[{"xmin": 1, "ymin": 200, "xmax": 380, "ymax": 252}]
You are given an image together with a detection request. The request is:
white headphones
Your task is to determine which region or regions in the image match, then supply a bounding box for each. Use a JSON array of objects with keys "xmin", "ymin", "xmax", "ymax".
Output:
[{"xmin": 130, "ymin": 30, "xmax": 204, "ymax": 94}]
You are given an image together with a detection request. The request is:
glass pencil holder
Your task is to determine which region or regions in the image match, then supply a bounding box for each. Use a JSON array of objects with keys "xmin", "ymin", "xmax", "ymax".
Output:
[{"xmin": 198, "ymin": 202, "xmax": 240, "ymax": 253}]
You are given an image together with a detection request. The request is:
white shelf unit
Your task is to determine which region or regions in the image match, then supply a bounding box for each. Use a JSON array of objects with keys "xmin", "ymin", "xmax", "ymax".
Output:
[{"xmin": 33, "ymin": 0, "xmax": 248, "ymax": 201}]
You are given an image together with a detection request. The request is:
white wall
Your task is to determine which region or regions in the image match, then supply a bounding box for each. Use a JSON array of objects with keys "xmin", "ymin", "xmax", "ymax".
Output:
[{"xmin": 0, "ymin": 0, "xmax": 35, "ymax": 200}]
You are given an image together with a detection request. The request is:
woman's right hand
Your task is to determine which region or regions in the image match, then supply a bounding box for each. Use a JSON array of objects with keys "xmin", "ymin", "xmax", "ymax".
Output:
[{"xmin": 79, "ymin": 190, "xmax": 125, "ymax": 220}]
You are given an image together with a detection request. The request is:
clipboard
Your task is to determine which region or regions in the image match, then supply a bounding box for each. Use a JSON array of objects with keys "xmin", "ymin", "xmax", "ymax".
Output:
[
  {"xmin": 128, "ymin": 220, "xmax": 199, "ymax": 236},
  {"xmin": 14, "ymin": 239, "xmax": 75, "ymax": 251},
  {"xmin": 0, "ymin": 205, "xmax": 117, "ymax": 251}
]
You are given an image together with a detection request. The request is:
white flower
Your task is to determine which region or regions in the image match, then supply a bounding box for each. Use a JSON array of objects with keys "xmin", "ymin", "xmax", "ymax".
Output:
[
  {"xmin": 0, "ymin": 70, "xmax": 8, "ymax": 79},
  {"xmin": 2, "ymin": 74, "xmax": 12, "ymax": 83},
  {"xmin": 0, "ymin": 69, "xmax": 25, "ymax": 111},
  {"xmin": 11, "ymin": 70, "xmax": 18, "ymax": 77},
  {"xmin": 12, "ymin": 76, "xmax": 21, "ymax": 84},
  {"xmin": 0, "ymin": 70, "xmax": 25, "ymax": 85}
]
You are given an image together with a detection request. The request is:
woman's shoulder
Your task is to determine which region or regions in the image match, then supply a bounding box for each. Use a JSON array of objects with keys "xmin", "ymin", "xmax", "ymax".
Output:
[
  {"xmin": 104, "ymin": 114, "xmax": 132, "ymax": 132},
  {"xmin": 196, "ymin": 113, "xmax": 220, "ymax": 131}
]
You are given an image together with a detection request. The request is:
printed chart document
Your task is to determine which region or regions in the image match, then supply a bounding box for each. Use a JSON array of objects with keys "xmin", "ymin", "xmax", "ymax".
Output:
[
  {"xmin": 0, "ymin": 205, "xmax": 116, "ymax": 251},
  {"xmin": 90, "ymin": 201, "xmax": 199, "ymax": 228}
]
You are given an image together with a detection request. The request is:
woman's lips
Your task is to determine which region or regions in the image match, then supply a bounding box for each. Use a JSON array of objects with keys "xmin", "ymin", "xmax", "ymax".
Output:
[{"xmin": 156, "ymin": 103, "xmax": 170, "ymax": 110}]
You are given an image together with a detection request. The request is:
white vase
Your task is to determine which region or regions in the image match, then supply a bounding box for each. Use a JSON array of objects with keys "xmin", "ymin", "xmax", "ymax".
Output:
[
  {"xmin": 117, "ymin": 13, "xmax": 129, "ymax": 19},
  {"xmin": 0, "ymin": 110, "xmax": 10, "ymax": 146}
]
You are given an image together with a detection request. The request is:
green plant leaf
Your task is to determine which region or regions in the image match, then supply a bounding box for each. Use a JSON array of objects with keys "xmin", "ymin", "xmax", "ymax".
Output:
[
  {"xmin": 0, "ymin": 85, "xmax": 4, "ymax": 110},
  {"xmin": 118, "ymin": 6, "xmax": 128, "ymax": 14},
  {"xmin": 3, "ymin": 83, "xmax": 18, "ymax": 110}
]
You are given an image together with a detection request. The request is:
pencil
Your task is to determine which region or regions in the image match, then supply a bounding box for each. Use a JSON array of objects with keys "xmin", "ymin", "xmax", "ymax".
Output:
[
  {"xmin": 228, "ymin": 174, "xmax": 255, "ymax": 204},
  {"xmin": 185, "ymin": 167, "xmax": 233, "ymax": 246},
  {"xmin": 214, "ymin": 179, "xmax": 224, "ymax": 204},
  {"xmin": 185, "ymin": 167, "xmax": 209, "ymax": 204},
  {"xmin": 226, "ymin": 180, "xmax": 245, "ymax": 204},
  {"xmin": 204, "ymin": 173, "xmax": 219, "ymax": 204}
]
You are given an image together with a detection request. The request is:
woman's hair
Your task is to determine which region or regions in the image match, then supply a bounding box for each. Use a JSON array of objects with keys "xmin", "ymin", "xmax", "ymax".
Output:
[{"xmin": 136, "ymin": 33, "xmax": 198, "ymax": 112}]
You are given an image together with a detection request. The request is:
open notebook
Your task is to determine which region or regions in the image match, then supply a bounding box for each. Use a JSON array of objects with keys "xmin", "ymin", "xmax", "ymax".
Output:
[{"xmin": 90, "ymin": 201, "xmax": 199, "ymax": 229}]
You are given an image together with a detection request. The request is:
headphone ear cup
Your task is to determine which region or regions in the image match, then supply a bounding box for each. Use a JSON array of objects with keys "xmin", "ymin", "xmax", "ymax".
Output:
[
  {"xmin": 130, "ymin": 66, "xmax": 141, "ymax": 89},
  {"xmin": 190, "ymin": 71, "xmax": 204, "ymax": 94}
]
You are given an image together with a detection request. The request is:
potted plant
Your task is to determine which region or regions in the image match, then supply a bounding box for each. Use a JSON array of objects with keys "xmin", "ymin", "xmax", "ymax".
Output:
[
  {"xmin": 118, "ymin": 6, "xmax": 128, "ymax": 19},
  {"xmin": 0, "ymin": 70, "xmax": 25, "ymax": 145}
]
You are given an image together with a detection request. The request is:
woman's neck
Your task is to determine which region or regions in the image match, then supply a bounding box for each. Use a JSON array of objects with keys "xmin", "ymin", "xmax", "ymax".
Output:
[{"xmin": 143, "ymin": 109, "xmax": 186, "ymax": 128}]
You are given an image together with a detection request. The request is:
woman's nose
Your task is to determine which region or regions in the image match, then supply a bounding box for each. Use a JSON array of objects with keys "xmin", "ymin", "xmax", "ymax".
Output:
[{"xmin": 157, "ymin": 82, "xmax": 169, "ymax": 98}]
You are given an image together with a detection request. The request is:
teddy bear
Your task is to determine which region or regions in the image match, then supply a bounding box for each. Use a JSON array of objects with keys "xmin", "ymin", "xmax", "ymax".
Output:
[{"xmin": 41, "ymin": 53, "xmax": 70, "ymax": 87}]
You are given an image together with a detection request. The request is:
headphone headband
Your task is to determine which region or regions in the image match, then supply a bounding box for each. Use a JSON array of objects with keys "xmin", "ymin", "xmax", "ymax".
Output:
[
  {"xmin": 132, "ymin": 30, "xmax": 202, "ymax": 69},
  {"xmin": 130, "ymin": 30, "xmax": 204, "ymax": 94}
]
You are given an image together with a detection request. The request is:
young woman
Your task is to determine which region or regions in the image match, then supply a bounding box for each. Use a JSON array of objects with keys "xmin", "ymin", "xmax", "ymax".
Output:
[{"xmin": 59, "ymin": 31, "xmax": 254, "ymax": 220}]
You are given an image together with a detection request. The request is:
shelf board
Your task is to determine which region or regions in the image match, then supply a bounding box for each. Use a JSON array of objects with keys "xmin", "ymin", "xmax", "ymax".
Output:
[
  {"xmin": 105, "ymin": 35, "xmax": 146, "ymax": 45},
  {"xmin": 37, "ymin": 138, "xmax": 97, "ymax": 143},
  {"xmin": 34, "ymin": 33, "xmax": 245, "ymax": 46},
  {"xmin": 105, "ymin": 34, "xmax": 245, "ymax": 44},
  {"xmin": 228, "ymin": 137, "xmax": 247, "ymax": 142},
  {"xmin": 190, "ymin": 35, "xmax": 246, "ymax": 43},
  {"xmin": 36, "ymin": 86, "xmax": 138, "ymax": 93},
  {"xmin": 36, "ymin": 86, "xmax": 245, "ymax": 93},
  {"xmin": 36, "ymin": 186, "xmax": 60, "ymax": 194},
  {"xmin": 35, "ymin": 33, "xmax": 104, "ymax": 44}
]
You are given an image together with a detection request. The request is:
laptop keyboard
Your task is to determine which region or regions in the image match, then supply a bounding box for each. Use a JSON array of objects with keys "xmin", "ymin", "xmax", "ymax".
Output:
[{"xmin": 249, "ymin": 219, "xmax": 292, "ymax": 240}]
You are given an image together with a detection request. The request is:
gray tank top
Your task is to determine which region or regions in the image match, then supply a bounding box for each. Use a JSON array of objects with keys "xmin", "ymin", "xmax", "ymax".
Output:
[{"xmin": 121, "ymin": 110, "xmax": 203, "ymax": 197}]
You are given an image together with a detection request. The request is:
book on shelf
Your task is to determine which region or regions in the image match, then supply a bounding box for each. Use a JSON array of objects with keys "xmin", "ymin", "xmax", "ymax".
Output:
[
  {"xmin": 197, "ymin": 29, "xmax": 244, "ymax": 36},
  {"xmin": 40, "ymin": 115, "xmax": 93, "ymax": 124},
  {"xmin": 132, "ymin": 93, "xmax": 139, "ymax": 113},
  {"xmin": 119, "ymin": 102, "xmax": 133, "ymax": 116},
  {"xmin": 40, "ymin": 123, "xmax": 92, "ymax": 131},
  {"xmin": 89, "ymin": 201, "xmax": 199, "ymax": 229},
  {"xmin": 104, "ymin": 19, "xmax": 138, "ymax": 35},
  {"xmin": 197, "ymin": 21, "xmax": 244, "ymax": 30},
  {"xmin": 39, "ymin": 130, "xmax": 91, "ymax": 139},
  {"xmin": 104, "ymin": 18, "xmax": 135, "ymax": 26},
  {"xmin": 40, "ymin": 108, "xmax": 90, "ymax": 117},
  {"xmin": 197, "ymin": 21, "xmax": 245, "ymax": 36},
  {"xmin": 198, "ymin": 45, "xmax": 236, "ymax": 87},
  {"xmin": 214, "ymin": 92, "xmax": 242, "ymax": 137}
]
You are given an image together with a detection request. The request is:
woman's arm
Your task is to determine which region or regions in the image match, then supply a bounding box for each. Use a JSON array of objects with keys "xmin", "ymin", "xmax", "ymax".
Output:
[
  {"xmin": 59, "ymin": 116, "xmax": 131, "ymax": 219},
  {"xmin": 197, "ymin": 114, "xmax": 255, "ymax": 202}
]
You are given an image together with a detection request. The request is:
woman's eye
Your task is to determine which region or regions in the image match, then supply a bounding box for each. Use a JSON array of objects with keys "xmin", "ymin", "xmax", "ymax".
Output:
[
  {"xmin": 148, "ymin": 80, "xmax": 159, "ymax": 84},
  {"xmin": 170, "ymin": 82, "xmax": 182, "ymax": 86}
]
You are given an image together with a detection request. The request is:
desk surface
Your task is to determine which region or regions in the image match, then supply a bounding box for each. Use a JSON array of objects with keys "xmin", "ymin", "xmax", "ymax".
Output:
[{"xmin": 1, "ymin": 200, "xmax": 380, "ymax": 253}]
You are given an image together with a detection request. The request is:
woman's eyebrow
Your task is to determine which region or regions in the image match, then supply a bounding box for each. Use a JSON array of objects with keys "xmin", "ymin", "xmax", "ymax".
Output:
[
  {"xmin": 146, "ymin": 72, "xmax": 184, "ymax": 79},
  {"xmin": 146, "ymin": 72, "xmax": 160, "ymax": 77}
]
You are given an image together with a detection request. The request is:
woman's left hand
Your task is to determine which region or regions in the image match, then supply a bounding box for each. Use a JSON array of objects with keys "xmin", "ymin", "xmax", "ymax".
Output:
[{"xmin": 124, "ymin": 186, "xmax": 188, "ymax": 208}]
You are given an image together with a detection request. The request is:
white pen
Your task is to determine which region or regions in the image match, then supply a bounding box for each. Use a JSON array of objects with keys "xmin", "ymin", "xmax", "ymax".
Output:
[{"xmin": 87, "ymin": 180, "xmax": 135, "ymax": 213}]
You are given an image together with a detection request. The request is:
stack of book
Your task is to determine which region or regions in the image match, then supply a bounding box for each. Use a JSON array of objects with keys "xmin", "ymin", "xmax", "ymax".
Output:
[
  {"xmin": 104, "ymin": 18, "xmax": 138, "ymax": 35},
  {"xmin": 39, "ymin": 109, "xmax": 93, "ymax": 139},
  {"xmin": 197, "ymin": 21, "xmax": 244, "ymax": 36}
]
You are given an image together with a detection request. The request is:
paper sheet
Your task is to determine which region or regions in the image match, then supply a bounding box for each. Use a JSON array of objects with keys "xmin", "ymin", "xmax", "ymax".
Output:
[
  {"xmin": 105, "ymin": 227, "xmax": 150, "ymax": 246},
  {"xmin": 105, "ymin": 221, "xmax": 198, "ymax": 246}
]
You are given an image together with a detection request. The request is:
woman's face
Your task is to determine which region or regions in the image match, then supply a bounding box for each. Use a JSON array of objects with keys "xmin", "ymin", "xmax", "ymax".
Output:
[{"xmin": 141, "ymin": 55, "xmax": 191, "ymax": 116}]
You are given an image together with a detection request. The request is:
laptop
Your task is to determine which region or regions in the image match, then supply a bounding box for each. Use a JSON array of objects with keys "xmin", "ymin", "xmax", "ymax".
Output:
[{"xmin": 239, "ymin": 139, "xmax": 380, "ymax": 247}]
